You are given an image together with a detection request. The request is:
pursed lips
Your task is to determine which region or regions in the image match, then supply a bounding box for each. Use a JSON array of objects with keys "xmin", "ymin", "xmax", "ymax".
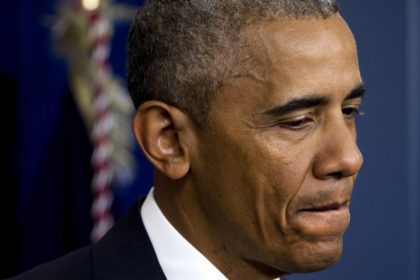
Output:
[{"xmin": 299, "ymin": 200, "xmax": 350, "ymax": 212}]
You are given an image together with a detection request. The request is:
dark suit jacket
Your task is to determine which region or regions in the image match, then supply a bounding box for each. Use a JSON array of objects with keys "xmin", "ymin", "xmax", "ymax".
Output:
[{"xmin": 7, "ymin": 198, "xmax": 167, "ymax": 280}]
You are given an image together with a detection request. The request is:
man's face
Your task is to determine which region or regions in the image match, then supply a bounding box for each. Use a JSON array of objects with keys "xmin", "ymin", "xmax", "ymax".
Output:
[{"xmin": 190, "ymin": 14, "xmax": 364, "ymax": 274}]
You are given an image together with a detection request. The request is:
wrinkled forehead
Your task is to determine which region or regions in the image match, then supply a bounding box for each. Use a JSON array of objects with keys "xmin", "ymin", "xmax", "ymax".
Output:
[
  {"xmin": 238, "ymin": 13, "xmax": 357, "ymax": 78},
  {"xmin": 212, "ymin": 13, "xmax": 362, "ymax": 113}
]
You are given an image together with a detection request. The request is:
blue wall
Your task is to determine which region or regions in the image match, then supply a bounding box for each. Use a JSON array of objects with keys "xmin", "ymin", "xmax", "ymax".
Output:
[{"xmin": 1, "ymin": 0, "xmax": 418, "ymax": 279}]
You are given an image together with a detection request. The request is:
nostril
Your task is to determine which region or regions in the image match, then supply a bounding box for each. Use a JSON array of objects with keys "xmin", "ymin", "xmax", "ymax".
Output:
[{"xmin": 328, "ymin": 171, "xmax": 344, "ymax": 179}]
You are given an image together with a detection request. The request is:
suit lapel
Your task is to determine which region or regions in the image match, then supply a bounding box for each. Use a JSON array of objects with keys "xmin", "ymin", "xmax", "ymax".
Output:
[{"xmin": 91, "ymin": 197, "xmax": 166, "ymax": 279}]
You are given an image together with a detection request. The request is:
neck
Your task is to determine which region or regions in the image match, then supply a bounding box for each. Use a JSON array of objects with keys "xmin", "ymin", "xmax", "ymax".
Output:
[{"xmin": 153, "ymin": 173, "xmax": 286, "ymax": 280}]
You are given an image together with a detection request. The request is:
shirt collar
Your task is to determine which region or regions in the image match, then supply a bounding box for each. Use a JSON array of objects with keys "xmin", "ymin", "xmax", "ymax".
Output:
[{"xmin": 141, "ymin": 187, "xmax": 228, "ymax": 280}]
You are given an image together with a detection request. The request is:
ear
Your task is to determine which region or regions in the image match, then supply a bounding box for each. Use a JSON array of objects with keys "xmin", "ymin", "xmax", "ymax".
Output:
[{"xmin": 132, "ymin": 101, "xmax": 193, "ymax": 180}]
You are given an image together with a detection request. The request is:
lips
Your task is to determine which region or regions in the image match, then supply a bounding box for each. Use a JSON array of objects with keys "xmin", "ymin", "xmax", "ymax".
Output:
[
  {"xmin": 300, "ymin": 200, "xmax": 349, "ymax": 212},
  {"xmin": 292, "ymin": 199, "xmax": 351, "ymax": 236}
]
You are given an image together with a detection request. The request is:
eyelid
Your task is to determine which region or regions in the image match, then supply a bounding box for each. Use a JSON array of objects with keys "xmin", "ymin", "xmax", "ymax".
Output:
[
  {"xmin": 344, "ymin": 97, "xmax": 363, "ymax": 106},
  {"xmin": 277, "ymin": 114, "xmax": 315, "ymax": 130},
  {"xmin": 342, "ymin": 103, "xmax": 365, "ymax": 118}
]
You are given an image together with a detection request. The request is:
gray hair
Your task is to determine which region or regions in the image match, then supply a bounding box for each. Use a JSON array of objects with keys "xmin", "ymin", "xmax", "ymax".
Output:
[{"xmin": 127, "ymin": 0, "xmax": 338, "ymax": 126}]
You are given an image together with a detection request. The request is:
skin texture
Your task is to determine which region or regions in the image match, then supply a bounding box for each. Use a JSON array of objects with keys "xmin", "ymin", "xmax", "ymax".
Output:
[{"xmin": 133, "ymin": 13, "xmax": 364, "ymax": 280}]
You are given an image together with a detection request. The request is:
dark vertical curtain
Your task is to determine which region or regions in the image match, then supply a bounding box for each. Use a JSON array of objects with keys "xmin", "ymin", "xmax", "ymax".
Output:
[{"xmin": 0, "ymin": 0, "xmax": 149, "ymax": 278}]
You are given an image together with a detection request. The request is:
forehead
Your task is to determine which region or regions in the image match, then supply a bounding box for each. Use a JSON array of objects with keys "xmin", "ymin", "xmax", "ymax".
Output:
[
  {"xmin": 208, "ymin": 14, "xmax": 361, "ymax": 123},
  {"xmin": 239, "ymin": 14, "xmax": 358, "ymax": 96},
  {"xmin": 245, "ymin": 14, "xmax": 356, "ymax": 57}
]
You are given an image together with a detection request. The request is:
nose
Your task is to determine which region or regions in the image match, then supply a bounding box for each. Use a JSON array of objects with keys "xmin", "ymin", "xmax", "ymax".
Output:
[{"xmin": 313, "ymin": 121, "xmax": 363, "ymax": 179}]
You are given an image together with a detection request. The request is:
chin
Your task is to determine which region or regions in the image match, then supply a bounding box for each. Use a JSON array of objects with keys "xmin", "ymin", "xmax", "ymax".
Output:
[{"xmin": 278, "ymin": 236, "xmax": 344, "ymax": 274}]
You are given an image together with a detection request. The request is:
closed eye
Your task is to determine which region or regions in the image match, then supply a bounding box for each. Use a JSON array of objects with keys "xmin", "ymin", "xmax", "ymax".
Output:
[
  {"xmin": 342, "ymin": 106, "xmax": 364, "ymax": 119},
  {"xmin": 279, "ymin": 116, "xmax": 313, "ymax": 130}
]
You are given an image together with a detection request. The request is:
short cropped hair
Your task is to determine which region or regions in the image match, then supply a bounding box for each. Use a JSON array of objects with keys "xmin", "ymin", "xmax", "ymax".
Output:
[{"xmin": 127, "ymin": 0, "xmax": 338, "ymax": 126}]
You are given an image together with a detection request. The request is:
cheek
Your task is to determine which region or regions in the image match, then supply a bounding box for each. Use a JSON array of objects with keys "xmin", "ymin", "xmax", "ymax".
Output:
[
  {"xmin": 195, "ymin": 127, "xmax": 314, "ymax": 230},
  {"xmin": 246, "ymin": 139, "xmax": 319, "ymax": 242},
  {"xmin": 253, "ymin": 140, "xmax": 313, "ymax": 201},
  {"xmin": 235, "ymin": 141, "xmax": 313, "ymax": 233}
]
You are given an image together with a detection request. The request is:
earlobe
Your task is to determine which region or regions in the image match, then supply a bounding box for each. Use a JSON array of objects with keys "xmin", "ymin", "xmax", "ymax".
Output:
[{"xmin": 132, "ymin": 101, "xmax": 191, "ymax": 180}]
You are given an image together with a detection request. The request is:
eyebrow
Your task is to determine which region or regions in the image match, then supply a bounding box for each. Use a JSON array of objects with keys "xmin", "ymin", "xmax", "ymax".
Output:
[
  {"xmin": 262, "ymin": 83, "xmax": 366, "ymax": 117},
  {"xmin": 345, "ymin": 83, "xmax": 366, "ymax": 100}
]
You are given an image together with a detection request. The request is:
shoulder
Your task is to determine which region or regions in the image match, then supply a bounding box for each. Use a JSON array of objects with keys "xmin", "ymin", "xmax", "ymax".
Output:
[
  {"xmin": 6, "ymin": 246, "xmax": 92, "ymax": 280},
  {"xmin": 6, "ymin": 197, "xmax": 165, "ymax": 280}
]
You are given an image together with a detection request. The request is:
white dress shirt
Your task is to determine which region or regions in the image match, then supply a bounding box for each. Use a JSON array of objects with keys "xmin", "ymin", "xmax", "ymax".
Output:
[
  {"xmin": 141, "ymin": 187, "xmax": 281, "ymax": 280},
  {"xmin": 141, "ymin": 188, "xmax": 228, "ymax": 280}
]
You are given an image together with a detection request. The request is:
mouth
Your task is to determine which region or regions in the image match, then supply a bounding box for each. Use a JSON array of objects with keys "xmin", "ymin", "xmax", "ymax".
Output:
[
  {"xmin": 300, "ymin": 200, "xmax": 349, "ymax": 213},
  {"xmin": 290, "ymin": 188, "xmax": 353, "ymax": 236},
  {"xmin": 293, "ymin": 200, "xmax": 351, "ymax": 236}
]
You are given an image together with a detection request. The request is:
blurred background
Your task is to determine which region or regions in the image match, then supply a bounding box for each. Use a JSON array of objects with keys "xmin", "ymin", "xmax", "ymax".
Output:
[{"xmin": 0, "ymin": 0, "xmax": 419, "ymax": 279}]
